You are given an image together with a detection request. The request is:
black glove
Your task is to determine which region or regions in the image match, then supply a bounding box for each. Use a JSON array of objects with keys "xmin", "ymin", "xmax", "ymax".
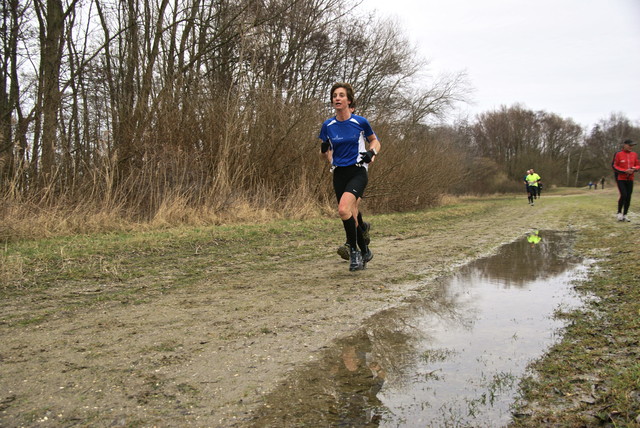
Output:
[
  {"xmin": 321, "ymin": 140, "xmax": 331, "ymax": 153},
  {"xmin": 359, "ymin": 150, "xmax": 376, "ymax": 163}
]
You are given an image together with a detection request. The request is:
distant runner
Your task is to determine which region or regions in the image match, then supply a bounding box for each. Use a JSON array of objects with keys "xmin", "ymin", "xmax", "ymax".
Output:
[
  {"xmin": 612, "ymin": 139, "xmax": 640, "ymax": 222},
  {"xmin": 525, "ymin": 169, "xmax": 541, "ymax": 206}
]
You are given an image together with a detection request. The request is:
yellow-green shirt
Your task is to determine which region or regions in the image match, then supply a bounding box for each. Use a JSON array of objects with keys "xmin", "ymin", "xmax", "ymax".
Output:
[{"xmin": 526, "ymin": 173, "xmax": 541, "ymax": 187}]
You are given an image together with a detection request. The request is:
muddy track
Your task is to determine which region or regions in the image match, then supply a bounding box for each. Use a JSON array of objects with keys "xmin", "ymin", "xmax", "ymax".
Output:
[{"xmin": 0, "ymin": 196, "xmax": 582, "ymax": 427}]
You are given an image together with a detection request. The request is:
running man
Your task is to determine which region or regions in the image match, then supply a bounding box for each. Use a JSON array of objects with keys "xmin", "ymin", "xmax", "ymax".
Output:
[
  {"xmin": 612, "ymin": 139, "xmax": 640, "ymax": 222},
  {"xmin": 525, "ymin": 169, "xmax": 541, "ymax": 205}
]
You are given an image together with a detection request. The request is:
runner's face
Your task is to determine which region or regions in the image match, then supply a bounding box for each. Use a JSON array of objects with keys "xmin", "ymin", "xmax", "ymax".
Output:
[{"xmin": 332, "ymin": 88, "xmax": 350, "ymax": 112}]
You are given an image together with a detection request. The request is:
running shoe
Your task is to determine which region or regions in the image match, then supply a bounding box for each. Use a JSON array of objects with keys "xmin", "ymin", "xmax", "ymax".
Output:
[
  {"xmin": 361, "ymin": 222, "xmax": 371, "ymax": 246},
  {"xmin": 362, "ymin": 249, "xmax": 373, "ymax": 264},
  {"xmin": 337, "ymin": 243, "xmax": 349, "ymax": 260},
  {"xmin": 349, "ymin": 248, "xmax": 364, "ymax": 271}
]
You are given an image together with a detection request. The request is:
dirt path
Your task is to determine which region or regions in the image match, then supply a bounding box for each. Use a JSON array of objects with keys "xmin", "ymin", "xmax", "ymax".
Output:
[{"xmin": 0, "ymin": 195, "xmax": 586, "ymax": 427}]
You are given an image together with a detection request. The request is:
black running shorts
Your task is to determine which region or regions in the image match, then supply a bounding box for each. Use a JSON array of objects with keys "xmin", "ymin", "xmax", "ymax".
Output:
[{"xmin": 333, "ymin": 165, "xmax": 368, "ymax": 202}]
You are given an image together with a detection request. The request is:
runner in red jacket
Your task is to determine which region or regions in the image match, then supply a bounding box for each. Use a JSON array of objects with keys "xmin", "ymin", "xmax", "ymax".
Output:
[{"xmin": 612, "ymin": 139, "xmax": 640, "ymax": 222}]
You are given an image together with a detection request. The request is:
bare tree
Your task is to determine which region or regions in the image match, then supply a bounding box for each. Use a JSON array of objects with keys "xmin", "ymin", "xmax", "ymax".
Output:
[
  {"xmin": 1, "ymin": 0, "xmax": 33, "ymax": 185},
  {"xmin": 471, "ymin": 105, "xmax": 585, "ymax": 188},
  {"xmin": 33, "ymin": 0, "xmax": 69, "ymax": 183},
  {"xmin": 2, "ymin": 0, "xmax": 472, "ymax": 223},
  {"xmin": 582, "ymin": 114, "xmax": 640, "ymax": 182}
]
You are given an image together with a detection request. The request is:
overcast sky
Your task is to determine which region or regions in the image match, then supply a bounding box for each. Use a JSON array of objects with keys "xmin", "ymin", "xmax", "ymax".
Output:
[{"xmin": 362, "ymin": 0, "xmax": 640, "ymax": 129}]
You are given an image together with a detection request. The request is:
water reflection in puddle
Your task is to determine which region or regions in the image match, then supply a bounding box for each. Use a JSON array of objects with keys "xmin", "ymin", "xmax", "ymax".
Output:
[{"xmin": 249, "ymin": 231, "xmax": 591, "ymax": 427}]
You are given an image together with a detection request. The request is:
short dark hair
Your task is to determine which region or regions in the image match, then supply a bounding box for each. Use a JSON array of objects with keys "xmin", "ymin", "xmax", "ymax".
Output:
[{"xmin": 330, "ymin": 82, "xmax": 355, "ymax": 107}]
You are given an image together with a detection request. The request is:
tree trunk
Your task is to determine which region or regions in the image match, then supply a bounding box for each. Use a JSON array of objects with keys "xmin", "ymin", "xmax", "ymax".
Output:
[{"xmin": 39, "ymin": 0, "xmax": 64, "ymax": 184}]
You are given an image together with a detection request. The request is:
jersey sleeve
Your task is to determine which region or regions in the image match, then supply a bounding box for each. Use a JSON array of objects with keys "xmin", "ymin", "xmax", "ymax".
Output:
[
  {"xmin": 318, "ymin": 122, "xmax": 328, "ymax": 142},
  {"xmin": 613, "ymin": 152, "xmax": 625, "ymax": 173}
]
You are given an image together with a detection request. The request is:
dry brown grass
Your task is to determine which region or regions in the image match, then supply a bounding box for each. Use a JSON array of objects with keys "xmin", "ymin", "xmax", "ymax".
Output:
[
  {"xmin": 0, "ymin": 99, "xmax": 469, "ymax": 242},
  {"xmin": 0, "ymin": 181, "xmax": 333, "ymax": 242}
]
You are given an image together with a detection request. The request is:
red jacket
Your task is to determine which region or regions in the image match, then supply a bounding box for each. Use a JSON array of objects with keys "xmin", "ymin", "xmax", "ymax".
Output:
[{"xmin": 613, "ymin": 150, "xmax": 640, "ymax": 181}]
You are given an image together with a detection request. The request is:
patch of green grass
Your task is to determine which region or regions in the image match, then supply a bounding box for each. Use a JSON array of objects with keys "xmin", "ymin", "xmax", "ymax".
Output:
[
  {"xmin": 143, "ymin": 340, "xmax": 182, "ymax": 353},
  {"xmin": 421, "ymin": 347, "xmax": 456, "ymax": 364},
  {"xmin": 0, "ymin": 220, "xmax": 331, "ymax": 307},
  {"xmin": 176, "ymin": 383, "xmax": 199, "ymax": 395},
  {"xmin": 14, "ymin": 314, "xmax": 51, "ymax": 326}
]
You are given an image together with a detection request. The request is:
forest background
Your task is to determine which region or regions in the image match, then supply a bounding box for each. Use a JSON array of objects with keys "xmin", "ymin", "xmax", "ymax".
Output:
[{"xmin": 2, "ymin": 0, "xmax": 640, "ymax": 240}]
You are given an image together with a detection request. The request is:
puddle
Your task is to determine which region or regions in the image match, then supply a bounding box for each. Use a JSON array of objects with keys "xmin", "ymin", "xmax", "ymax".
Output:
[{"xmin": 249, "ymin": 231, "xmax": 591, "ymax": 427}]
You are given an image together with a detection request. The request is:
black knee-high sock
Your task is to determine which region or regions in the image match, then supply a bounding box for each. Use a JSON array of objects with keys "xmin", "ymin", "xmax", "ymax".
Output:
[
  {"xmin": 342, "ymin": 216, "xmax": 358, "ymax": 250},
  {"xmin": 356, "ymin": 211, "xmax": 368, "ymax": 251},
  {"xmin": 356, "ymin": 225, "xmax": 367, "ymax": 252}
]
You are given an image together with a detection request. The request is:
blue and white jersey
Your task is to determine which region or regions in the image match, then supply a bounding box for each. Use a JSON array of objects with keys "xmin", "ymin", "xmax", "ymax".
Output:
[{"xmin": 318, "ymin": 114, "xmax": 374, "ymax": 167}]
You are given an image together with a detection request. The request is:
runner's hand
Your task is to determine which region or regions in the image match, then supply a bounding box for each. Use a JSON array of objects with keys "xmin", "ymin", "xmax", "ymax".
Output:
[{"xmin": 359, "ymin": 150, "xmax": 376, "ymax": 164}]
